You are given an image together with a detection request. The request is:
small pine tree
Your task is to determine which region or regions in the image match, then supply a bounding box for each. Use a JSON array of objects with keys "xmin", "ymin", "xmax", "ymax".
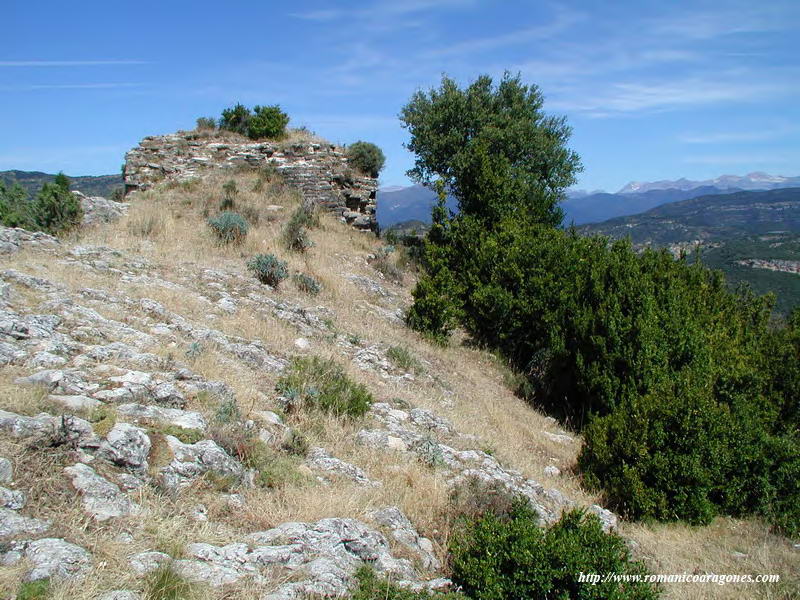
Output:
[{"xmin": 29, "ymin": 173, "xmax": 83, "ymax": 234}]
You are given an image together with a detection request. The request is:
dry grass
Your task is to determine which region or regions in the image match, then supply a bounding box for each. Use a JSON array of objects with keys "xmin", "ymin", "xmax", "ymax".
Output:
[{"xmin": 0, "ymin": 168, "xmax": 796, "ymax": 599}]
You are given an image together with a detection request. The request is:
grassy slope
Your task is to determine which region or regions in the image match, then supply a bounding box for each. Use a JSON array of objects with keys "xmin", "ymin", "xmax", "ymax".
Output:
[{"xmin": 0, "ymin": 170, "xmax": 796, "ymax": 599}]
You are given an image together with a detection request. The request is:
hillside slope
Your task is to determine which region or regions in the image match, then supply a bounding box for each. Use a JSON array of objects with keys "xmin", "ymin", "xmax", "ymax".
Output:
[
  {"xmin": 0, "ymin": 169, "xmax": 123, "ymax": 199},
  {"xmin": 580, "ymin": 188, "xmax": 800, "ymax": 313},
  {"xmin": 581, "ymin": 187, "xmax": 800, "ymax": 244},
  {"xmin": 0, "ymin": 170, "xmax": 796, "ymax": 599}
]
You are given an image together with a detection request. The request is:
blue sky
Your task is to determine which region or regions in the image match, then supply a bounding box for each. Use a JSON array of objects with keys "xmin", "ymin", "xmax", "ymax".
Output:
[{"xmin": 2, "ymin": 0, "xmax": 798, "ymax": 192}]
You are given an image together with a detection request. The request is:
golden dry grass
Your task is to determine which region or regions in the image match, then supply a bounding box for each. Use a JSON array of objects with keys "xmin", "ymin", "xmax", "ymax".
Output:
[{"xmin": 0, "ymin": 168, "xmax": 796, "ymax": 599}]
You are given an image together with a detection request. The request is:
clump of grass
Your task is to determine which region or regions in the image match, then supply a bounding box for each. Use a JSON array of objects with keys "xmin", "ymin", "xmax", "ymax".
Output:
[
  {"xmin": 89, "ymin": 405, "xmax": 117, "ymax": 438},
  {"xmin": 240, "ymin": 204, "xmax": 260, "ymax": 225},
  {"xmin": 143, "ymin": 564, "xmax": 197, "ymax": 600},
  {"xmin": 158, "ymin": 424, "xmax": 204, "ymax": 445},
  {"xmin": 255, "ymin": 453, "xmax": 311, "ymax": 489},
  {"xmin": 127, "ymin": 212, "xmax": 165, "ymax": 238},
  {"xmin": 387, "ymin": 345, "xmax": 424, "ymax": 375},
  {"xmin": 371, "ymin": 255, "xmax": 403, "ymax": 283},
  {"xmin": 293, "ymin": 272, "xmax": 321, "ymax": 295},
  {"xmin": 281, "ymin": 428, "xmax": 310, "ymax": 457},
  {"xmin": 282, "ymin": 201, "xmax": 318, "ymax": 252},
  {"xmin": 276, "ymin": 356, "xmax": 373, "ymax": 418},
  {"xmin": 351, "ymin": 566, "xmax": 466, "ymax": 600},
  {"xmin": 17, "ymin": 579, "xmax": 50, "ymax": 600}
]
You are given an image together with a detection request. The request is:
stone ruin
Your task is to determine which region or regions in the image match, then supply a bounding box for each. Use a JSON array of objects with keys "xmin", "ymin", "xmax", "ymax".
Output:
[{"xmin": 123, "ymin": 131, "xmax": 379, "ymax": 231}]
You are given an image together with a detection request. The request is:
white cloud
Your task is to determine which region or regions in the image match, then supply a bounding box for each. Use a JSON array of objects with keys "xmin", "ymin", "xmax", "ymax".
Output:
[
  {"xmin": 0, "ymin": 83, "xmax": 144, "ymax": 92},
  {"xmin": 424, "ymin": 8, "xmax": 584, "ymax": 58},
  {"xmin": 0, "ymin": 60, "xmax": 148, "ymax": 67},
  {"xmin": 682, "ymin": 153, "xmax": 796, "ymax": 166},
  {"xmin": 549, "ymin": 74, "xmax": 799, "ymax": 116},
  {"xmin": 678, "ymin": 128, "xmax": 796, "ymax": 144}
]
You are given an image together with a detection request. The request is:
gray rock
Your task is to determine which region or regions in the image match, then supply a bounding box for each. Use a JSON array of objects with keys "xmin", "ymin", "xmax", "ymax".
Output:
[
  {"xmin": 129, "ymin": 550, "xmax": 171, "ymax": 574},
  {"xmin": 49, "ymin": 394, "xmax": 102, "ymax": 412},
  {"xmin": 0, "ymin": 486, "xmax": 26, "ymax": 510},
  {"xmin": 98, "ymin": 423, "xmax": 151, "ymax": 471},
  {"xmin": 64, "ymin": 463, "xmax": 141, "ymax": 521},
  {"xmin": 369, "ymin": 506, "xmax": 440, "ymax": 570},
  {"xmin": 0, "ymin": 341, "xmax": 27, "ymax": 365},
  {"xmin": 151, "ymin": 382, "xmax": 187, "ymax": 408},
  {"xmin": 355, "ymin": 429, "xmax": 408, "ymax": 452},
  {"xmin": 98, "ymin": 591, "xmax": 141, "ymax": 600},
  {"xmin": 25, "ymin": 351, "xmax": 67, "ymax": 369},
  {"xmin": 116, "ymin": 403, "xmax": 206, "ymax": 431},
  {"xmin": 0, "ymin": 226, "xmax": 59, "ymax": 254},
  {"xmin": 306, "ymin": 447, "xmax": 379, "ymax": 487},
  {"xmin": 544, "ymin": 465, "xmax": 561, "ymax": 477},
  {"xmin": 73, "ymin": 191, "xmax": 128, "ymax": 226},
  {"xmin": 0, "ymin": 458, "xmax": 12, "ymax": 483},
  {"xmin": 169, "ymin": 517, "xmax": 422, "ymax": 594},
  {"xmin": 23, "ymin": 538, "xmax": 91, "ymax": 581},
  {"xmin": 159, "ymin": 436, "xmax": 243, "ymax": 491},
  {"xmin": 0, "ymin": 310, "xmax": 60, "ymax": 340},
  {"xmin": 0, "ymin": 410, "xmax": 55, "ymax": 438}
]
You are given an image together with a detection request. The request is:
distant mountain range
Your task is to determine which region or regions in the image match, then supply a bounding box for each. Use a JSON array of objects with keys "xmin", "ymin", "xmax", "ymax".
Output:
[
  {"xmin": 376, "ymin": 184, "xmax": 457, "ymax": 229},
  {"xmin": 580, "ymin": 187, "xmax": 800, "ymax": 245},
  {"xmin": 0, "ymin": 170, "xmax": 123, "ymax": 199},
  {"xmin": 616, "ymin": 172, "xmax": 800, "ymax": 194},
  {"xmin": 380, "ymin": 172, "xmax": 800, "ymax": 228}
]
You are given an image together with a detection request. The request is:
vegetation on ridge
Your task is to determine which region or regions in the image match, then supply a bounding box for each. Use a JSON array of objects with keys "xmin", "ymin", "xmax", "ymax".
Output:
[
  {"xmin": 403, "ymin": 73, "xmax": 800, "ymax": 536},
  {"xmin": 0, "ymin": 171, "xmax": 83, "ymax": 234}
]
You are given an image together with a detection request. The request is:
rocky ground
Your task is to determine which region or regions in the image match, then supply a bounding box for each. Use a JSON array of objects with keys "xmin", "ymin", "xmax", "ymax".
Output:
[{"xmin": 0, "ymin": 171, "xmax": 796, "ymax": 599}]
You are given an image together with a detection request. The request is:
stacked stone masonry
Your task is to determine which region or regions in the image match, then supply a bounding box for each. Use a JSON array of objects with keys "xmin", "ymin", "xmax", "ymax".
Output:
[{"xmin": 124, "ymin": 132, "xmax": 378, "ymax": 231}]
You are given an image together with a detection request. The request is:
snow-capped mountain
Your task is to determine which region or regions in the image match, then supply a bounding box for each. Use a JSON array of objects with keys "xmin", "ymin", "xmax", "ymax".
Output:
[{"xmin": 618, "ymin": 172, "xmax": 800, "ymax": 194}]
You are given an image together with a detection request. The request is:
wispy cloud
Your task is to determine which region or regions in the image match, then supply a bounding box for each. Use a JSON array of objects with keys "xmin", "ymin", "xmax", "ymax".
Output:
[
  {"xmin": 678, "ymin": 128, "xmax": 795, "ymax": 144},
  {"xmin": 0, "ymin": 82, "xmax": 145, "ymax": 92},
  {"xmin": 682, "ymin": 153, "xmax": 796, "ymax": 166},
  {"xmin": 291, "ymin": 0, "xmax": 475, "ymax": 26},
  {"xmin": 0, "ymin": 60, "xmax": 148, "ymax": 67},
  {"xmin": 424, "ymin": 8, "xmax": 584, "ymax": 58},
  {"xmin": 550, "ymin": 73, "xmax": 799, "ymax": 117},
  {"xmin": 647, "ymin": 2, "xmax": 795, "ymax": 40}
]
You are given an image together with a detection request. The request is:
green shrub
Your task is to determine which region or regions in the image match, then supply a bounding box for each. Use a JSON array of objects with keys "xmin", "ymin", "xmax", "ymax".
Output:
[
  {"xmin": 17, "ymin": 579, "xmax": 50, "ymax": 600},
  {"xmin": 281, "ymin": 428, "xmax": 310, "ymax": 456},
  {"xmin": 0, "ymin": 180, "xmax": 34, "ymax": 229},
  {"xmin": 346, "ymin": 141, "xmax": 385, "ymax": 177},
  {"xmin": 450, "ymin": 504, "xmax": 661, "ymax": 600},
  {"xmin": 29, "ymin": 173, "xmax": 83, "ymax": 234},
  {"xmin": 387, "ymin": 345, "xmax": 424, "ymax": 375},
  {"xmin": 208, "ymin": 211, "xmax": 248, "ymax": 244},
  {"xmin": 248, "ymin": 104, "xmax": 290, "ymax": 140},
  {"xmin": 220, "ymin": 179, "xmax": 238, "ymax": 211},
  {"xmin": 276, "ymin": 356, "xmax": 373, "ymax": 418},
  {"xmin": 218, "ymin": 197, "xmax": 235, "ymax": 211},
  {"xmin": 143, "ymin": 563, "xmax": 197, "ymax": 600},
  {"xmin": 283, "ymin": 202, "xmax": 317, "ymax": 252},
  {"xmin": 579, "ymin": 377, "xmax": 737, "ymax": 525},
  {"xmin": 196, "ymin": 116, "xmax": 216, "ymax": 130},
  {"xmin": 350, "ymin": 565, "xmax": 467, "ymax": 600},
  {"xmin": 293, "ymin": 272, "xmax": 321, "ymax": 295},
  {"xmin": 247, "ymin": 253, "xmax": 289, "ymax": 287},
  {"xmin": 213, "ymin": 396, "xmax": 242, "ymax": 425},
  {"xmin": 219, "ymin": 103, "xmax": 251, "ymax": 136}
]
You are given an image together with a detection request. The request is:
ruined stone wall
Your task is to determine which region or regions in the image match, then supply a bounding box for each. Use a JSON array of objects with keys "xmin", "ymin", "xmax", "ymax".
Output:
[{"xmin": 123, "ymin": 131, "xmax": 378, "ymax": 231}]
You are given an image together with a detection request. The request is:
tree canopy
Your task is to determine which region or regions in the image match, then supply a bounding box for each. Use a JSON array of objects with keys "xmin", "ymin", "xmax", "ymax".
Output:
[{"xmin": 399, "ymin": 72, "xmax": 582, "ymax": 227}]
